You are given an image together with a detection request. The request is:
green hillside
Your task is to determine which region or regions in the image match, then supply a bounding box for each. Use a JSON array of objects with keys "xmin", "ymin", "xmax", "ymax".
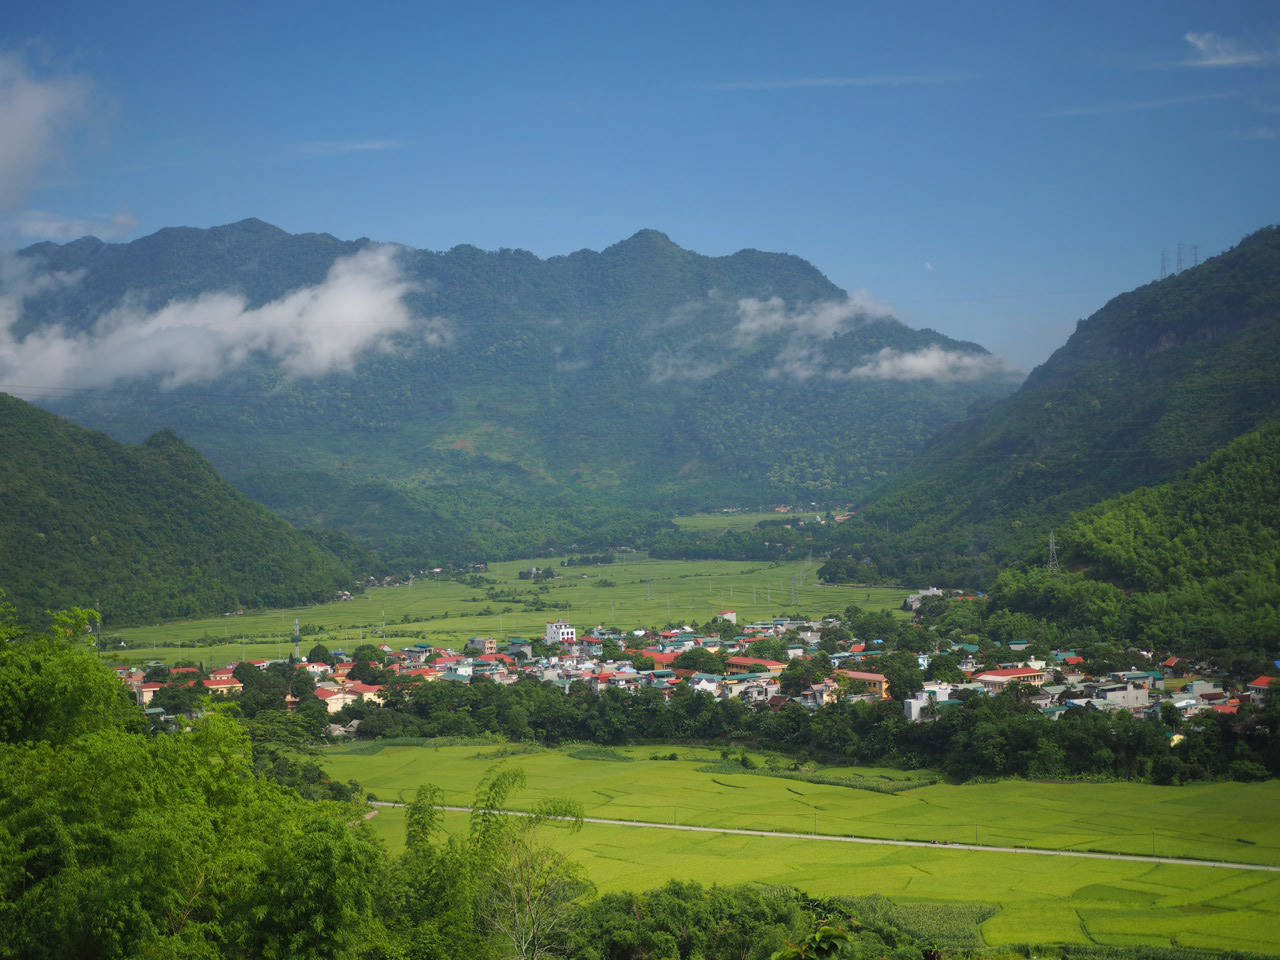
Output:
[
  {"xmin": 0, "ymin": 393, "xmax": 353, "ymax": 625},
  {"xmin": 15, "ymin": 220, "xmax": 1019, "ymax": 565},
  {"xmin": 835, "ymin": 225, "xmax": 1280, "ymax": 583},
  {"xmin": 984, "ymin": 420, "xmax": 1280, "ymax": 669}
]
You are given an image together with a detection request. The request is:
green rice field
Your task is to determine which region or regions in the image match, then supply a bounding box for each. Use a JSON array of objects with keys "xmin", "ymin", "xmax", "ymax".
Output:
[
  {"xmin": 672, "ymin": 511, "xmax": 797, "ymax": 532},
  {"xmin": 107, "ymin": 555, "xmax": 909, "ymax": 667},
  {"xmin": 333, "ymin": 744, "xmax": 1280, "ymax": 953},
  {"xmin": 323, "ymin": 743, "xmax": 1280, "ymax": 866}
]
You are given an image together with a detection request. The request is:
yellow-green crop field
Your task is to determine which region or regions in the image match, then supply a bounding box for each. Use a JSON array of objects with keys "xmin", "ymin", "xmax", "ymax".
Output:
[
  {"xmin": 672, "ymin": 511, "xmax": 795, "ymax": 532},
  {"xmin": 107, "ymin": 556, "xmax": 909, "ymax": 667},
  {"xmin": 325, "ymin": 743, "xmax": 1280, "ymax": 954}
]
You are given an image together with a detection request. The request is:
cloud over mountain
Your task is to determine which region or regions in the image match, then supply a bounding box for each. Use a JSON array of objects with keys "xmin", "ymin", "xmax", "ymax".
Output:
[{"xmin": 0, "ymin": 246, "xmax": 433, "ymax": 397}]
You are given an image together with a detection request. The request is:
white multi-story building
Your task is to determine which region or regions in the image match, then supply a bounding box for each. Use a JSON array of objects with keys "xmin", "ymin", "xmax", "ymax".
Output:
[{"xmin": 545, "ymin": 619, "xmax": 576, "ymax": 645}]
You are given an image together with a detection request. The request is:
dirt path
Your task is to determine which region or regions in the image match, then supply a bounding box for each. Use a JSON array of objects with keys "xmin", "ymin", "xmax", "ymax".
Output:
[{"xmin": 368, "ymin": 802, "xmax": 1280, "ymax": 873}]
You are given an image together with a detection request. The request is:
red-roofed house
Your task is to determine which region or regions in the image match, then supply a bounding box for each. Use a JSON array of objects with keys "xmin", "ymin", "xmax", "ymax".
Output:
[
  {"xmin": 345, "ymin": 681, "xmax": 385, "ymax": 704},
  {"xmin": 973, "ymin": 667, "xmax": 1047, "ymax": 692},
  {"xmin": 1248, "ymin": 676, "xmax": 1275, "ymax": 702},
  {"xmin": 202, "ymin": 677, "xmax": 244, "ymax": 695}
]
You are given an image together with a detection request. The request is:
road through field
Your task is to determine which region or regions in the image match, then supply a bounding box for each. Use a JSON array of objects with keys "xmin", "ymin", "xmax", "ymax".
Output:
[{"xmin": 370, "ymin": 802, "xmax": 1280, "ymax": 873}]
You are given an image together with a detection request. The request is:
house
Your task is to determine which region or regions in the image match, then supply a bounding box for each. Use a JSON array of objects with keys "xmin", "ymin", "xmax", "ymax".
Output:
[
  {"xmin": 1248, "ymin": 676, "xmax": 1275, "ymax": 702},
  {"xmin": 1087, "ymin": 681, "xmax": 1149, "ymax": 710},
  {"xmin": 834, "ymin": 670, "xmax": 890, "ymax": 699},
  {"xmin": 314, "ymin": 687, "xmax": 360, "ymax": 713},
  {"xmin": 465, "ymin": 636, "xmax": 498, "ymax": 656},
  {"xmin": 725, "ymin": 656, "xmax": 786, "ymax": 676},
  {"xmin": 545, "ymin": 620, "xmax": 576, "ymax": 645},
  {"xmin": 973, "ymin": 667, "xmax": 1047, "ymax": 692},
  {"xmin": 799, "ymin": 677, "xmax": 840, "ymax": 709},
  {"xmin": 202, "ymin": 676, "xmax": 244, "ymax": 695}
]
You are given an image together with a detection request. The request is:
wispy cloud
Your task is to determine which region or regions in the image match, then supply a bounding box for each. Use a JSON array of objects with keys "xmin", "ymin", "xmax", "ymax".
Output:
[
  {"xmin": 1045, "ymin": 91, "xmax": 1235, "ymax": 117},
  {"xmin": 14, "ymin": 209, "xmax": 136, "ymax": 241},
  {"xmin": 0, "ymin": 53, "xmax": 90, "ymax": 210},
  {"xmin": 709, "ymin": 73, "xmax": 969, "ymax": 91},
  {"xmin": 733, "ymin": 292, "xmax": 894, "ymax": 345},
  {"xmin": 0, "ymin": 247, "xmax": 447, "ymax": 398},
  {"xmin": 296, "ymin": 139, "xmax": 401, "ymax": 156},
  {"xmin": 843, "ymin": 346, "xmax": 1018, "ymax": 382},
  {"xmin": 1182, "ymin": 32, "xmax": 1276, "ymax": 68}
]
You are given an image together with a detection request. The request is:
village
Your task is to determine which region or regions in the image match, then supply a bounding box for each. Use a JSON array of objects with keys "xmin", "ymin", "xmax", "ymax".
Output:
[{"xmin": 117, "ymin": 608, "xmax": 1278, "ymax": 732}]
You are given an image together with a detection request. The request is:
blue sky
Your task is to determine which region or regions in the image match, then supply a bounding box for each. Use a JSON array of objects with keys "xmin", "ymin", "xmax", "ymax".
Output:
[{"xmin": 3, "ymin": 0, "xmax": 1277, "ymax": 368}]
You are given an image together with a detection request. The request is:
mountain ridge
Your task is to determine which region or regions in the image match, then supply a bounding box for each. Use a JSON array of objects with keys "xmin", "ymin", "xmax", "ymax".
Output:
[
  {"xmin": 9, "ymin": 219, "xmax": 1020, "ymax": 565},
  {"xmin": 0, "ymin": 393, "xmax": 354, "ymax": 625}
]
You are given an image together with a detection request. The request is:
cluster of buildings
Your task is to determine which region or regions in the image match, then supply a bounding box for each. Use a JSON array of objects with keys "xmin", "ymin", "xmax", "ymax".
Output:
[
  {"xmin": 118, "ymin": 615, "xmax": 1279, "ymax": 728},
  {"xmin": 904, "ymin": 649, "xmax": 1277, "ymax": 724}
]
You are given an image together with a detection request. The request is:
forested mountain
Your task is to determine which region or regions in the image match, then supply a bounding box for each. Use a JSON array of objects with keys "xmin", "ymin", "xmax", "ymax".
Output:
[
  {"xmin": 829, "ymin": 225, "xmax": 1280, "ymax": 583},
  {"xmin": 983, "ymin": 420, "xmax": 1280, "ymax": 671},
  {"xmin": 10, "ymin": 219, "xmax": 1019, "ymax": 565},
  {"xmin": 0, "ymin": 393, "xmax": 352, "ymax": 624}
]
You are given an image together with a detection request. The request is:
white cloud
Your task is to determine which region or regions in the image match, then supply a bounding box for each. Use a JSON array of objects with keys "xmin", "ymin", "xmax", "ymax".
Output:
[
  {"xmin": 0, "ymin": 246, "xmax": 443, "ymax": 398},
  {"xmin": 647, "ymin": 352, "xmax": 722, "ymax": 383},
  {"xmin": 843, "ymin": 345, "xmax": 1017, "ymax": 382},
  {"xmin": 1183, "ymin": 32, "xmax": 1274, "ymax": 67},
  {"xmin": 733, "ymin": 292, "xmax": 894, "ymax": 344},
  {"xmin": 0, "ymin": 53, "xmax": 90, "ymax": 210}
]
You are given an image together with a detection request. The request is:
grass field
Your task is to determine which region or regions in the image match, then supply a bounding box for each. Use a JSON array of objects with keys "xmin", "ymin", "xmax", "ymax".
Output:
[
  {"xmin": 338, "ymin": 745, "xmax": 1280, "ymax": 953},
  {"xmin": 672, "ymin": 511, "xmax": 795, "ymax": 532},
  {"xmin": 107, "ymin": 556, "xmax": 909, "ymax": 667},
  {"xmin": 322, "ymin": 743, "xmax": 1280, "ymax": 866}
]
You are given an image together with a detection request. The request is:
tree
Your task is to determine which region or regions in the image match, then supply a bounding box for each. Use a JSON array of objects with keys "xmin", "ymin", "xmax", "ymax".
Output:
[
  {"xmin": 673, "ymin": 647, "xmax": 726, "ymax": 674},
  {"xmin": 307, "ymin": 643, "xmax": 336, "ymax": 666},
  {"xmin": 351, "ymin": 643, "xmax": 387, "ymax": 665},
  {"xmin": 878, "ymin": 652, "xmax": 925, "ymax": 700},
  {"xmin": 771, "ymin": 926, "xmax": 852, "ymax": 959}
]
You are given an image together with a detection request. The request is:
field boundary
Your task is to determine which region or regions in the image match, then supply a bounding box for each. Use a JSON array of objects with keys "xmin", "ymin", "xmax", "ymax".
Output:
[{"xmin": 369, "ymin": 802, "xmax": 1280, "ymax": 873}]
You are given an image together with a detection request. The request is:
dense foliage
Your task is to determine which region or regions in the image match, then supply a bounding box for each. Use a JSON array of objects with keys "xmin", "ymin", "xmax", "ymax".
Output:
[
  {"xmin": 0, "ymin": 394, "xmax": 353, "ymax": 625},
  {"xmin": 18, "ymin": 218, "xmax": 1017, "ymax": 567},
  {"xmin": 968, "ymin": 421, "xmax": 1280, "ymax": 669},
  {"xmin": 814, "ymin": 225, "xmax": 1280, "ymax": 585},
  {"xmin": 0, "ymin": 616, "xmax": 968, "ymax": 960}
]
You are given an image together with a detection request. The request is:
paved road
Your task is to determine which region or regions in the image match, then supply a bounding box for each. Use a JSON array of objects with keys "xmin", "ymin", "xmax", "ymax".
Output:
[{"xmin": 369, "ymin": 801, "xmax": 1280, "ymax": 873}]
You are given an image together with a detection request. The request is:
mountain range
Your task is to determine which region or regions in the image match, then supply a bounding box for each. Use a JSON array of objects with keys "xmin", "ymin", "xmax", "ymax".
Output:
[{"xmin": 11, "ymin": 219, "xmax": 1020, "ymax": 566}]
